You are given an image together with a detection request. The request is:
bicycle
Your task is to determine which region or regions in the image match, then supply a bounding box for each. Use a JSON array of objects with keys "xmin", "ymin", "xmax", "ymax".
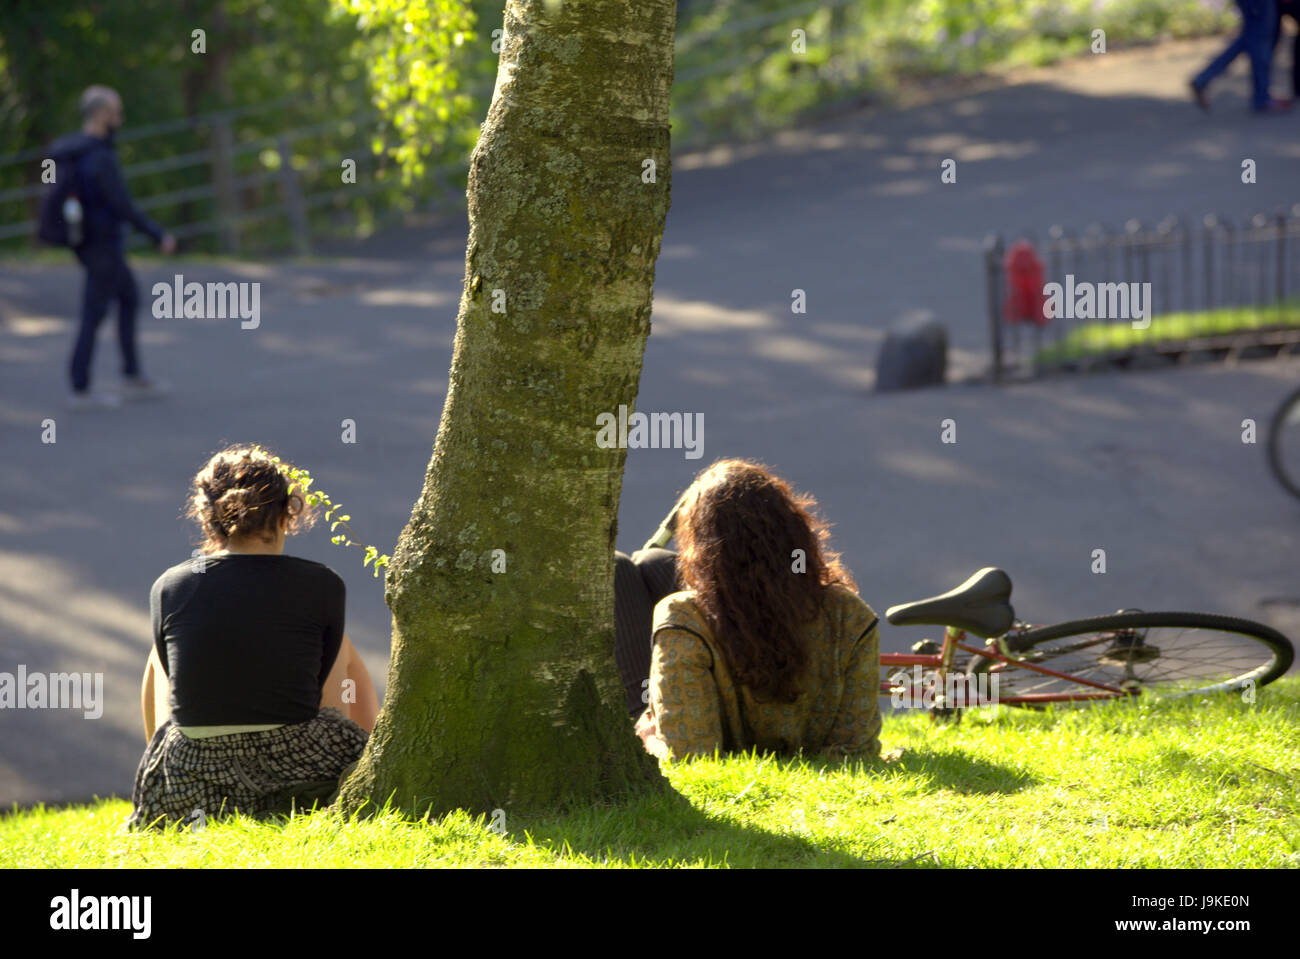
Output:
[
  {"xmin": 642, "ymin": 504, "xmax": 1294, "ymax": 722},
  {"xmin": 882, "ymin": 567, "xmax": 1294, "ymax": 721},
  {"xmin": 1267, "ymin": 383, "xmax": 1300, "ymax": 500}
]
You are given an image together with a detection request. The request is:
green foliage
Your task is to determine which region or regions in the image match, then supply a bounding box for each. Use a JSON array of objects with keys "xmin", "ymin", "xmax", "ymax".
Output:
[
  {"xmin": 671, "ymin": 0, "xmax": 1236, "ymax": 146},
  {"xmin": 0, "ymin": 0, "xmax": 1239, "ymax": 251},
  {"xmin": 330, "ymin": 0, "xmax": 478, "ymax": 183},
  {"xmin": 0, "ymin": 0, "xmax": 486, "ymax": 254},
  {"xmin": 253, "ymin": 445, "xmax": 391, "ymax": 578}
]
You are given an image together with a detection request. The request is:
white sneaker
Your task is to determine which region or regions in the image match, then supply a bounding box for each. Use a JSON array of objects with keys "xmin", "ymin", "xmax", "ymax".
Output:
[
  {"xmin": 121, "ymin": 376, "xmax": 170, "ymax": 401},
  {"xmin": 68, "ymin": 390, "xmax": 121, "ymax": 410}
]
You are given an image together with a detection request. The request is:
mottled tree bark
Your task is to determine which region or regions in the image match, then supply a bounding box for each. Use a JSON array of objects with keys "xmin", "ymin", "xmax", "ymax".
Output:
[{"xmin": 338, "ymin": 0, "xmax": 676, "ymax": 819}]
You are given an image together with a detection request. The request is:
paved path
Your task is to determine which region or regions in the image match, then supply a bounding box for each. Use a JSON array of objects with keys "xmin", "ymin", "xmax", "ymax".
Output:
[{"xmin": 2, "ymin": 38, "xmax": 1298, "ymax": 806}]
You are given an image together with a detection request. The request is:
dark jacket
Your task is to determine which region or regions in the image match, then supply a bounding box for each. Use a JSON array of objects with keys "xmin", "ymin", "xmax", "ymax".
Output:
[{"xmin": 47, "ymin": 131, "xmax": 163, "ymax": 249}]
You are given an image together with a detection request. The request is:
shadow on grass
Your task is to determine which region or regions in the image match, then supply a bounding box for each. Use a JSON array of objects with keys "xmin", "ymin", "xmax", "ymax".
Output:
[
  {"xmin": 845, "ymin": 747, "xmax": 1039, "ymax": 795},
  {"xmin": 512, "ymin": 788, "xmax": 887, "ymax": 868},
  {"xmin": 509, "ymin": 747, "xmax": 1037, "ymax": 867},
  {"xmin": 1152, "ymin": 747, "xmax": 1296, "ymax": 788}
]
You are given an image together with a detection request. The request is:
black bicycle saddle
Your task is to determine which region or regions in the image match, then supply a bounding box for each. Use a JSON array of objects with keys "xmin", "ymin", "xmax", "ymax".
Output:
[{"xmin": 885, "ymin": 567, "xmax": 1015, "ymax": 639}]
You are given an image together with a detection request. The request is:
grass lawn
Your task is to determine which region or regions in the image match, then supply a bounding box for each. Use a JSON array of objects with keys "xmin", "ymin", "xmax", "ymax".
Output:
[
  {"xmin": 1034, "ymin": 301, "xmax": 1300, "ymax": 366},
  {"xmin": 5, "ymin": 677, "xmax": 1297, "ymax": 868}
]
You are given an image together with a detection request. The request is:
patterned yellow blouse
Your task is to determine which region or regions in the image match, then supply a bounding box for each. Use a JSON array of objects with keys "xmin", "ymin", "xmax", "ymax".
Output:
[{"xmin": 641, "ymin": 584, "xmax": 881, "ymax": 761}]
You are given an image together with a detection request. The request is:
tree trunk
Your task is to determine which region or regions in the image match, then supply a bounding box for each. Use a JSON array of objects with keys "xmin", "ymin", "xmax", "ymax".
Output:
[
  {"xmin": 181, "ymin": 0, "xmax": 233, "ymax": 237},
  {"xmin": 337, "ymin": 0, "xmax": 677, "ymax": 820}
]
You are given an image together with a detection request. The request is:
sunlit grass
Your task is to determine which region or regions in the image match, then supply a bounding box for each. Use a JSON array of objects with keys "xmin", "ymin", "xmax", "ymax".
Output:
[
  {"xmin": 1034, "ymin": 300, "xmax": 1300, "ymax": 366},
  {"xmin": 4, "ymin": 676, "xmax": 1296, "ymax": 868}
]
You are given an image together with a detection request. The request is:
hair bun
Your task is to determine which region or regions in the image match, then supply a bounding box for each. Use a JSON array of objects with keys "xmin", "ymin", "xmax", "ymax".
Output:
[
  {"xmin": 215, "ymin": 487, "xmax": 261, "ymax": 526},
  {"xmin": 187, "ymin": 444, "xmax": 315, "ymax": 552}
]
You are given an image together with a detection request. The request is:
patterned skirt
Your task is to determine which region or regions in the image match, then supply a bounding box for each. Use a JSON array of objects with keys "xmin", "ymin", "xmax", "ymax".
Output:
[{"xmin": 127, "ymin": 707, "xmax": 368, "ymax": 830}]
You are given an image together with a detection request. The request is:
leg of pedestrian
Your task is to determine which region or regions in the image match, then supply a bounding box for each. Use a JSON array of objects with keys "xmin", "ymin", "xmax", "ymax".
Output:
[
  {"xmin": 114, "ymin": 251, "xmax": 170, "ymax": 399},
  {"xmin": 1191, "ymin": 29, "xmax": 1249, "ymax": 107},
  {"xmin": 1289, "ymin": 1, "xmax": 1300, "ymax": 96},
  {"xmin": 68, "ymin": 246, "xmax": 120, "ymax": 408},
  {"xmin": 114, "ymin": 251, "xmax": 140, "ymax": 378},
  {"xmin": 1243, "ymin": 0, "xmax": 1284, "ymax": 111}
]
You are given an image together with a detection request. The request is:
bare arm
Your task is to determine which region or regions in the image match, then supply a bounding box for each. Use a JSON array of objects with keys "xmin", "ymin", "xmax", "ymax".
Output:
[{"xmin": 140, "ymin": 646, "xmax": 170, "ymax": 742}]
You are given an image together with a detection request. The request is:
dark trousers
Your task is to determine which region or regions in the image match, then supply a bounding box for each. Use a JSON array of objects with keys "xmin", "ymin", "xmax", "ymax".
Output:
[
  {"xmin": 1275, "ymin": 0, "xmax": 1300, "ymax": 97},
  {"xmin": 71, "ymin": 243, "xmax": 140, "ymax": 392},
  {"xmin": 613, "ymin": 548, "xmax": 680, "ymax": 715},
  {"xmin": 1194, "ymin": 0, "xmax": 1278, "ymax": 110}
]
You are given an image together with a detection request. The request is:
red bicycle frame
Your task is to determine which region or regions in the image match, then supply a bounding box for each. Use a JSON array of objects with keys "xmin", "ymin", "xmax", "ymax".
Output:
[{"xmin": 880, "ymin": 625, "xmax": 1137, "ymax": 710}]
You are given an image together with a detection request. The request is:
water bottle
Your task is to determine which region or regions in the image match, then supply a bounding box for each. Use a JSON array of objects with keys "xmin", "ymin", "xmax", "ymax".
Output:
[{"xmin": 62, "ymin": 195, "xmax": 83, "ymax": 247}]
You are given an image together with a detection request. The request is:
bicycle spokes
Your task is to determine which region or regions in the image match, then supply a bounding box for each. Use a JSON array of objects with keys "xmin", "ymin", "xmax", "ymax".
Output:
[{"xmin": 983, "ymin": 622, "xmax": 1282, "ymax": 699}]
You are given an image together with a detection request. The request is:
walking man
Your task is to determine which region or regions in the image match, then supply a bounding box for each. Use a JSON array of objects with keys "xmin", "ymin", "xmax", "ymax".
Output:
[
  {"xmin": 1191, "ymin": 0, "xmax": 1291, "ymax": 113},
  {"xmin": 47, "ymin": 86, "xmax": 176, "ymax": 409}
]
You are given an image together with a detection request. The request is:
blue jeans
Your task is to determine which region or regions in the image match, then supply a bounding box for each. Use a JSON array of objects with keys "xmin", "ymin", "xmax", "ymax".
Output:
[
  {"xmin": 1194, "ymin": 0, "xmax": 1279, "ymax": 110},
  {"xmin": 71, "ymin": 242, "xmax": 140, "ymax": 392}
]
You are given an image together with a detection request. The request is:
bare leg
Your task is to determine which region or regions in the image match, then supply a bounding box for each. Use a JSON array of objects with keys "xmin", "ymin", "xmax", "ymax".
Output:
[
  {"xmin": 346, "ymin": 643, "xmax": 381, "ymax": 731},
  {"xmin": 320, "ymin": 633, "xmax": 380, "ymax": 732},
  {"xmin": 141, "ymin": 646, "xmax": 170, "ymax": 742}
]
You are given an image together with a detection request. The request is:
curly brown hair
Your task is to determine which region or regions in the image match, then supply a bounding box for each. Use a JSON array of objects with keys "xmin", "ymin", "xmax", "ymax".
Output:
[
  {"xmin": 674, "ymin": 459, "xmax": 858, "ymax": 704},
  {"xmin": 186, "ymin": 444, "xmax": 316, "ymax": 553}
]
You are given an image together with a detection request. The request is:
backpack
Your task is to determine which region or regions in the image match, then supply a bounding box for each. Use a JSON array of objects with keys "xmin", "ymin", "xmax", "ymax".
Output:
[{"xmin": 37, "ymin": 149, "xmax": 89, "ymax": 248}]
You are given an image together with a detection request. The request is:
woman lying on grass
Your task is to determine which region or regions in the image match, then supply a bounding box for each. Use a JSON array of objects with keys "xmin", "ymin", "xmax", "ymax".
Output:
[
  {"xmin": 129, "ymin": 444, "xmax": 379, "ymax": 829},
  {"xmin": 617, "ymin": 459, "xmax": 881, "ymax": 762}
]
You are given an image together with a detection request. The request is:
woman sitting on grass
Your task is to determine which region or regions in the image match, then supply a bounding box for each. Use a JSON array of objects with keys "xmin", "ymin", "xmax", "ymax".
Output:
[
  {"xmin": 627, "ymin": 459, "xmax": 881, "ymax": 761},
  {"xmin": 129, "ymin": 444, "xmax": 379, "ymax": 829}
]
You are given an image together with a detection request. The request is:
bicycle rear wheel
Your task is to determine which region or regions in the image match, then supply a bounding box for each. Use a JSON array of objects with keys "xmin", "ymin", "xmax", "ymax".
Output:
[
  {"xmin": 967, "ymin": 611, "xmax": 1293, "ymax": 704},
  {"xmin": 1267, "ymin": 385, "xmax": 1300, "ymax": 501}
]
